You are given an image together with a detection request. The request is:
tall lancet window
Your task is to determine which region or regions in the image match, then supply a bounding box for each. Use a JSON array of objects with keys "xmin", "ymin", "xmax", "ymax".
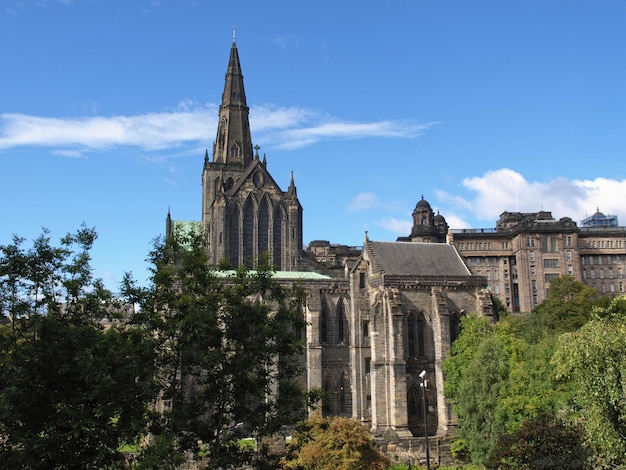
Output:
[
  {"xmin": 257, "ymin": 198, "xmax": 269, "ymax": 259},
  {"xmin": 320, "ymin": 299, "xmax": 328, "ymax": 343},
  {"xmin": 230, "ymin": 143, "xmax": 240, "ymax": 159},
  {"xmin": 273, "ymin": 206, "xmax": 284, "ymax": 269},
  {"xmin": 339, "ymin": 376, "xmax": 346, "ymax": 413},
  {"xmin": 218, "ymin": 117, "xmax": 226, "ymax": 145},
  {"xmin": 229, "ymin": 205, "xmax": 240, "ymax": 267},
  {"xmin": 243, "ymin": 198, "xmax": 254, "ymax": 268},
  {"xmin": 407, "ymin": 311, "xmax": 425, "ymax": 358},
  {"xmin": 337, "ymin": 300, "xmax": 346, "ymax": 343}
]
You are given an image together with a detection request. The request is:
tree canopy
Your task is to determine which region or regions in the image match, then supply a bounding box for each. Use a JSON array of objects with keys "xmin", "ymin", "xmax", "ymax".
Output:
[
  {"xmin": 443, "ymin": 276, "xmax": 625, "ymax": 468},
  {"xmin": 553, "ymin": 297, "xmax": 626, "ymax": 467},
  {"xmin": 1, "ymin": 227, "xmax": 313, "ymax": 469},
  {"xmin": 0, "ymin": 226, "xmax": 157, "ymax": 469},
  {"xmin": 123, "ymin": 232, "xmax": 312, "ymax": 469}
]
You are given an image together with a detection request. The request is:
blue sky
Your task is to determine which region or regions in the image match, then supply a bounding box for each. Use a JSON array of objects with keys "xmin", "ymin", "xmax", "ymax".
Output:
[{"xmin": 2, "ymin": 0, "xmax": 626, "ymax": 289}]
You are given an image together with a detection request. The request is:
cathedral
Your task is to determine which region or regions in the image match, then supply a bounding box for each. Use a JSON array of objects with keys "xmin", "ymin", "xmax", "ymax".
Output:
[
  {"xmin": 200, "ymin": 42, "xmax": 302, "ymax": 271},
  {"xmin": 168, "ymin": 38, "xmax": 496, "ymax": 461}
]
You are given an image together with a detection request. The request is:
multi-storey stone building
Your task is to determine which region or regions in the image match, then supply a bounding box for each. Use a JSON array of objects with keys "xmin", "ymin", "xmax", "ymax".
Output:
[
  {"xmin": 310, "ymin": 198, "xmax": 626, "ymax": 313},
  {"xmin": 449, "ymin": 209, "xmax": 625, "ymax": 312},
  {"xmin": 168, "ymin": 39, "xmax": 497, "ymax": 461}
]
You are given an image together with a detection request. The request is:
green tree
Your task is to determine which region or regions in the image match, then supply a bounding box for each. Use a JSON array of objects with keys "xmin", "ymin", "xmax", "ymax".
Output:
[
  {"xmin": 553, "ymin": 297, "xmax": 626, "ymax": 467},
  {"xmin": 126, "ymin": 233, "xmax": 311, "ymax": 469},
  {"xmin": 455, "ymin": 333, "xmax": 511, "ymax": 463},
  {"xmin": 444, "ymin": 313, "xmax": 574, "ymax": 464},
  {"xmin": 531, "ymin": 275, "xmax": 596, "ymax": 335},
  {"xmin": 0, "ymin": 227, "xmax": 157, "ymax": 469},
  {"xmin": 494, "ymin": 317, "xmax": 572, "ymax": 433},
  {"xmin": 486, "ymin": 413, "xmax": 590, "ymax": 469},
  {"xmin": 443, "ymin": 314, "xmax": 494, "ymax": 406},
  {"xmin": 282, "ymin": 414, "xmax": 390, "ymax": 470}
]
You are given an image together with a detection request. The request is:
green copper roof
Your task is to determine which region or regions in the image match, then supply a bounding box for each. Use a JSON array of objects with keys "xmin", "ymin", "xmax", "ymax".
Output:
[
  {"xmin": 214, "ymin": 270, "xmax": 331, "ymax": 280},
  {"xmin": 172, "ymin": 220, "xmax": 202, "ymax": 236}
]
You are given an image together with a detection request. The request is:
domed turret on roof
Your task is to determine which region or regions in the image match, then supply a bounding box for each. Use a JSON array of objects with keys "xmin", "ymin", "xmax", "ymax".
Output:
[
  {"xmin": 580, "ymin": 207, "xmax": 619, "ymax": 228},
  {"xmin": 396, "ymin": 195, "xmax": 449, "ymax": 243},
  {"xmin": 416, "ymin": 195, "xmax": 431, "ymax": 209}
]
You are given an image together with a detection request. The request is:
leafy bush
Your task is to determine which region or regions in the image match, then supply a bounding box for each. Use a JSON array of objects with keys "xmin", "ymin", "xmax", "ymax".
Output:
[{"xmin": 282, "ymin": 414, "xmax": 390, "ymax": 470}]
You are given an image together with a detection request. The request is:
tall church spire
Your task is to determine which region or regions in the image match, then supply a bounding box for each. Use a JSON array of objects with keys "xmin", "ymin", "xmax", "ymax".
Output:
[{"xmin": 212, "ymin": 39, "xmax": 253, "ymax": 165}]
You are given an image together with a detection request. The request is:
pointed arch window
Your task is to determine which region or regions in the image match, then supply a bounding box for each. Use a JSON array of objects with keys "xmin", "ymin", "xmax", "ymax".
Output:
[
  {"xmin": 339, "ymin": 376, "xmax": 346, "ymax": 413},
  {"xmin": 228, "ymin": 205, "xmax": 240, "ymax": 268},
  {"xmin": 323, "ymin": 378, "xmax": 331, "ymax": 414},
  {"xmin": 273, "ymin": 206, "xmax": 284, "ymax": 270},
  {"xmin": 230, "ymin": 143, "xmax": 240, "ymax": 159},
  {"xmin": 337, "ymin": 300, "xmax": 346, "ymax": 343},
  {"xmin": 450, "ymin": 311, "xmax": 461, "ymax": 343},
  {"xmin": 218, "ymin": 117, "xmax": 226, "ymax": 145},
  {"xmin": 407, "ymin": 384, "xmax": 425, "ymax": 437},
  {"xmin": 320, "ymin": 300, "xmax": 328, "ymax": 343},
  {"xmin": 243, "ymin": 198, "xmax": 254, "ymax": 268},
  {"xmin": 257, "ymin": 198, "xmax": 269, "ymax": 260},
  {"xmin": 408, "ymin": 385, "xmax": 422, "ymax": 420},
  {"xmin": 407, "ymin": 311, "xmax": 425, "ymax": 358},
  {"xmin": 295, "ymin": 303, "xmax": 304, "ymax": 341}
]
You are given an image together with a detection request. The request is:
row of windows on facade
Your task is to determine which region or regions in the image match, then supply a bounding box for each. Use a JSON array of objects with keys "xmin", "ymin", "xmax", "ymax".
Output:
[
  {"xmin": 459, "ymin": 236, "xmax": 625, "ymax": 252},
  {"xmin": 587, "ymin": 281, "xmax": 625, "ymax": 294},
  {"xmin": 525, "ymin": 236, "xmax": 574, "ymax": 250},
  {"xmin": 323, "ymin": 374, "xmax": 433, "ymax": 427},
  {"xmin": 479, "ymin": 269, "xmax": 569, "ymax": 289},
  {"xmin": 466, "ymin": 251, "xmax": 576, "ymax": 267},
  {"xmin": 458, "ymin": 242, "xmax": 497, "ymax": 250},
  {"xmin": 583, "ymin": 267, "xmax": 624, "ymax": 279},
  {"xmin": 468, "ymin": 254, "xmax": 626, "ymax": 277},
  {"xmin": 458, "ymin": 236, "xmax": 576, "ymax": 252},
  {"xmin": 586, "ymin": 239, "xmax": 624, "ymax": 249},
  {"xmin": 581, "ymin": 254, "xmax": 623, "ymax": 265},
  {"xmin": 319, "ymin": 307, "xmax": 431, "ymax": 359},
  {"xmin": 474, "ymin": 265, "xmax": 572, "ymax": 280},
  {"xmin": 468, "ymin": 256, "xmax": 571, "ymax": 270}
]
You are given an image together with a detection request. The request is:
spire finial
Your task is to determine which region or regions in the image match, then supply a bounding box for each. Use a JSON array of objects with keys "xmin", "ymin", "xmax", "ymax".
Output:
[{"xmin": 232, "ymin": 25, "xmax": 236, "ymax": 44}]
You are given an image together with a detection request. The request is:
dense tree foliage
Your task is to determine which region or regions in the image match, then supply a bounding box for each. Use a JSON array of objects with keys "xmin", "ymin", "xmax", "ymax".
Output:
[
  {"xmin": 553, "ymin": 297, "xmax": 626, "ymax": 467},
  {"xmin": 282, "ymin": 414, "xmax": 390, "ymax": 470},
  {"xmin": 0, "ymin": 227, "xmax": 157, "ymax": 469},
  {"xmin": 527, "ymin": 275, "xmax": 597, "ymax": 336},
  {"xmin": 123, "ymin": 233, "xmax": 311, "ymax": 469},
  {"xmin": 486, "ymin": 413, "xmax": 590, "ymax": 469},
  {"xmin": 443, "ymin": 276, "xmax": 602, "ymax": 465}
]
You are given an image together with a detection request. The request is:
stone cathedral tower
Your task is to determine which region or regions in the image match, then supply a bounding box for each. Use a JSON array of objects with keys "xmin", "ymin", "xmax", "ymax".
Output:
[{"xmin": 202, "ymin": 39, "xmax": 303, "ymax": 270}]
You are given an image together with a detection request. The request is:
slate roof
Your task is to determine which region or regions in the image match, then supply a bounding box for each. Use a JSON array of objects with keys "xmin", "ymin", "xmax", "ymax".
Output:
[{"xmin": 368, "ymin": 240, "xmax": 470, "ymax": 276}]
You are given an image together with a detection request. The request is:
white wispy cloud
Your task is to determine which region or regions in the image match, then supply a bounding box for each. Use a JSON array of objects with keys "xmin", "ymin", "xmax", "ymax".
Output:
[
  {"xmin": 438, "ymin": 169, "xmax": 626, "ymax": 227},
  {"xmin": 347, "ymin": 193, "xmax": 383, "ymax": 211},
  {"xmin": 0, "ymin": 104, "xmax": 216, "ymax": 152},
  {"xmin": 0, "ymin": 103, "xmax": 430, "ymax": 156},
  {"xmin": 269, "ymin": 120, "xmax": 435, "ymax": 150},
  {"xmin": 347, "ymin": 192, "xmax": 409, "ymax": 213},
  {"xmin": 376, "ymin": 216, "xmax": 412, "ymax": 236},
  {"xmin": 269, "ymin": 34, "xmax": 300, "ymax": 50},
  {"xmin": 363, "ymin": 169, "xmax": 626, "ymax": 238}
]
